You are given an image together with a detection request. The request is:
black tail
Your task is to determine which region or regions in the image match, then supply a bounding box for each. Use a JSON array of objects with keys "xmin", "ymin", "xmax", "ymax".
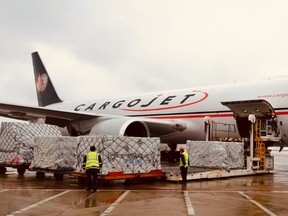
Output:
[{"xmin": 32, "ymin": 52, "xmax": 62, "ymax": 107}]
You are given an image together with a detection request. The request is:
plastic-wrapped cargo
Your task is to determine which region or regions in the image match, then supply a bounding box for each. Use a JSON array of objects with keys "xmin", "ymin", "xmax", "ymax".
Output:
[
  {"xmin": 0, "ymin": 122, "xmax": 61, "ymax": 165},
  {"xmin": 186, "ymin": 141, "xmax": 245, "ymax": 169},
  {"xmin": 30, "ymin": 136, "xmax": 78, "ymax": 171},
  {"xmin": 75, "ymin": 135, "xmax": 161, "ymax": 175}
]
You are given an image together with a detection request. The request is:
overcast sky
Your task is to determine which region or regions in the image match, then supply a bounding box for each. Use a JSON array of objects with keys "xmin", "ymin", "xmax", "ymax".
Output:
[{"xmin": 1, "ymin": 0, "xmax": 288, "ymax": 110}]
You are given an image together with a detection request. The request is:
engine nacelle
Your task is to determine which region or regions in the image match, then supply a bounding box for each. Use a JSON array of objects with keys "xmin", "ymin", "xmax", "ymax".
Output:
[{"xmin": 89, "ymin": 118, "xmax": 150, "ymax": 137}]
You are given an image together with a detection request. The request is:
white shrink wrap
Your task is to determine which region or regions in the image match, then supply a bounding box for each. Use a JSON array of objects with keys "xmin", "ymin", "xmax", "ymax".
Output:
[
  {"xmin": 0, "ymin": 122, "xmax": 61, "ymax": 165},
  {"xmin": 186, "ymin": 141, "xmax": 245, "ymax": 169},
  {"xmin": 76, "ymin": 136, "xmax": 161, "ymax": 175},
  {"xmin": 30, "ymin": 136, "xmax": 78, "ymax": 171}
]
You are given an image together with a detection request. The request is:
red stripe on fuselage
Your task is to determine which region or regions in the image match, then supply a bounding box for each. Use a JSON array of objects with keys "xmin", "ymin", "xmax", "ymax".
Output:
[
  {"xmin": 150, "ymin": 113, "xmax": 233, "ymax": 119},
  {"xmin": 147, "ymin": 111, "xmax": 288, "ymax": 119},
  {"xmin": 275, "ymin": 111, "xmax": 288, "ymax": 116}
]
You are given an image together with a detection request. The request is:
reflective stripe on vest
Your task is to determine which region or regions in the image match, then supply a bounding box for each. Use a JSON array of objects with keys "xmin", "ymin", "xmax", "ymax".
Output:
[
  {"xmin": 180, "ymin": 151, "xmax": 189, "ymax": 167},
  {"xmin": 85, "ymin": 151, "xmax": 99, "ymax": 168}
]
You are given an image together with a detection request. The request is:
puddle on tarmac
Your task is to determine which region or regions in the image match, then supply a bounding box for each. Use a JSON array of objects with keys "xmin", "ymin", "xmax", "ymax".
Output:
[{"xmin": 81, "ymin": 191, "xmax": 123, "ymax": 208}]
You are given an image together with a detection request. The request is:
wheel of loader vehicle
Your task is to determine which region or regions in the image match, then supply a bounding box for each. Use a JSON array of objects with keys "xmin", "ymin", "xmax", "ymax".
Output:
[
  {"xmin": 36, "ymin": 171, "xmax": 45, "ymax": 179},
  {"xmin": 17, "ymin": 167, "xmax": 26, "ymax": 175},
  {"xmin": 0, "ymin": 167, "xmax": 7, "ymax": 174},
  {"xmin": 101, "ymin": 179, "xmax": 110, "ymax": 186},
  {"xmin": 54, "ymin": 173, "xmax": 64, "ymax": 181},
  {"xmin": 77, "ymin": 176, "xmax": 86, "ymax": 184}
]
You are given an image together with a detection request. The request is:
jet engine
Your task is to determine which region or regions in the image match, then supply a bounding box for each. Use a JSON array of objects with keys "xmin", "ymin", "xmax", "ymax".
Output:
[{"xmin": 89, "ymin": 117, "xmax": 150, "ymax": 137}]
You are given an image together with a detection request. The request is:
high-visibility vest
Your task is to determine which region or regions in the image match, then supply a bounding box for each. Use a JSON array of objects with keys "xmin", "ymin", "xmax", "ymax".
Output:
[
  {"xmin": 85, "ymin": 151, "xmax": 99, "ymax": 168},
  {"xmin": 180, "ymin": 151, "xmax": 189, "ymax": 168}
]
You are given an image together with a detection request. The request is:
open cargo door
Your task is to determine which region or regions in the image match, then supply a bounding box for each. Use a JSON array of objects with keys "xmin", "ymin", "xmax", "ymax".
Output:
[{"xmin": 221, "ymin": 99, "xmax": 275, "ymax": 138}]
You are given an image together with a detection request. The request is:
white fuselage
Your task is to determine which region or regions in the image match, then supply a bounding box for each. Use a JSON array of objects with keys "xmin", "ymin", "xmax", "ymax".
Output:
[{"xmin": 49, "ymin": 77, "xmax": 288, "ymax": 145}]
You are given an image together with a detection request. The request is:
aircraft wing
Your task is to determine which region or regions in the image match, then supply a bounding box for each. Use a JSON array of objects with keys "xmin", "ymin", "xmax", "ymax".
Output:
[
  {"xmin": 0, "ymin": 102, "xmax": 100, "ymax": 124},
  {"xmin": 0, "ymin": 102, "xmax": 187, "ymax": 137}
]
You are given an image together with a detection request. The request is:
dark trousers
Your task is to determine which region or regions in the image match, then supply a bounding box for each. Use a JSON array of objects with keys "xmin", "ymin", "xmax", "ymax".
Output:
[
  {"xmin": 180, "ymin": 166, "xmax": 188, "ymax": 183},
  {"xmin": 86, "ymin": 168, "xmax": 99, "ymax": 191}
]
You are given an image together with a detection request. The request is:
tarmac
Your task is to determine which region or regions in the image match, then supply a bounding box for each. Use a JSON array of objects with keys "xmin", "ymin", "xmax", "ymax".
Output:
[{"xmin": 0, "ymin": 148, "xmax": 288, "ymax": 216}]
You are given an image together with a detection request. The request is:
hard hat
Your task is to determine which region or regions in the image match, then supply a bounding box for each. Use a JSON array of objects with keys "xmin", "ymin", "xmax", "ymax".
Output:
[{"xmin": 179, "ymin": 147, "xmax": 185, "ymax": 151}]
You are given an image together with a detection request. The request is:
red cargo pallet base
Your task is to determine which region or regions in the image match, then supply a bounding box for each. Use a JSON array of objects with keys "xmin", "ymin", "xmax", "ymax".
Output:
[{"xmin": 70, "ymin": 169, "xmax": 163, "ymax": 180}]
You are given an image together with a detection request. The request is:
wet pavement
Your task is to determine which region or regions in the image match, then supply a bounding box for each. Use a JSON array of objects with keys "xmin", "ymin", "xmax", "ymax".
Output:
[{"xmin": 0, "ymin": 149, "xmax": 288, "ymax": 216}]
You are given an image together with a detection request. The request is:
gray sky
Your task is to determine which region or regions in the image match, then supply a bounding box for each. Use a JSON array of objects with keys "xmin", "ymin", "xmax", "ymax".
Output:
[{"xmin": 1, "ymin": 0, "xmax": 288, "ymax": 109}]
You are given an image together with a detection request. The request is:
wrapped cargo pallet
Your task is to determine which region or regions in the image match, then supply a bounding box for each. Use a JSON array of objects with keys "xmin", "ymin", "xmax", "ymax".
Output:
[
  {"xmin": 0, "ymin": 122, "xmax": 61, "ymax": 166},
  {"xmin": 75, "ymin": 135, "xmax": 161, "ymax": 175},
  {"xmin": 30, "ymin": 136, "xmax": 78, "ymax": 171},
  {"xmin": 186, "ymin": 141, "xmax": 245, "ymax": 170}
]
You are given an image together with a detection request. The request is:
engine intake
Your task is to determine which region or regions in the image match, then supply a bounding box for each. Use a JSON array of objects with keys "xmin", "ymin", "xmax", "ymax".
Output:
[{"xmin": 89, "ymin": 118, "xmax": 150, "ymax": 137}]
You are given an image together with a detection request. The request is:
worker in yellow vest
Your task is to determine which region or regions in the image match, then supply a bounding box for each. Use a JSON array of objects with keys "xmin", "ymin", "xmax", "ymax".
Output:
[
  {"xmin": 179, "ymin": 147, "xmax": 189, "ymax": 183},
  {"xmin": 84, "ymin": 146, "xmax": 102, "ymax": 192}
]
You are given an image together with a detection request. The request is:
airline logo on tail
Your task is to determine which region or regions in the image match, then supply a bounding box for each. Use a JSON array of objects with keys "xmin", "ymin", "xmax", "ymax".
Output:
[{"xmin": 36, "ymin": 73, "xmax": 48, "ymax": 92}]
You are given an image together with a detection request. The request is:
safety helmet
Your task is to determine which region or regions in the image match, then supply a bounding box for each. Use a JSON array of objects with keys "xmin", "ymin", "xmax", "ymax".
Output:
[{"xmin": 179, "ymin": 147, "xmax": 185, "ymax": 151}]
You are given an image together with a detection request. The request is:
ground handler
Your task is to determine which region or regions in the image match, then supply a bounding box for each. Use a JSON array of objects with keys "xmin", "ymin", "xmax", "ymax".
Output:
[
  {"xmin": 179, "ymin": 147, "xmax": 189, "ymax": 183},
  {"xmin": 83, "ymin": 146, "xmax": 102, "ymax": 192}
]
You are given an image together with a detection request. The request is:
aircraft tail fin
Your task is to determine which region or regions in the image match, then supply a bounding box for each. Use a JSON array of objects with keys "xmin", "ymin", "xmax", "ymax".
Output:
[{"xmin": 32, "ymin": 51, "xmax": 62, "ymax": 107}]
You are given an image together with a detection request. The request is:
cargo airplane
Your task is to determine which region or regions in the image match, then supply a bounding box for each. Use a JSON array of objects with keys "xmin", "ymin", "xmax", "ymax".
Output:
[{"xmin": 0, "ymin": 52, "xmax": 287, "ymax": 151}]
